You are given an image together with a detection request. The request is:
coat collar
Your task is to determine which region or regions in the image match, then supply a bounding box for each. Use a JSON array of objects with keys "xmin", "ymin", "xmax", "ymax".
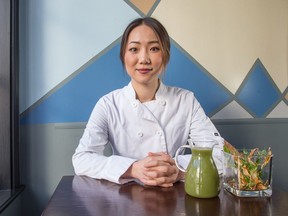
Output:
[
  {"xmin": 124, "ymin": 80, "xmax": 167, "ymax": 122},
  {"xmin": 125, "ymin": 80, "xmax": 166, "ymax": 102}
]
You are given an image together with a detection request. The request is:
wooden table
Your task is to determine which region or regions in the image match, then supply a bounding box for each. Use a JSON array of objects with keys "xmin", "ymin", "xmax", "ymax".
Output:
[{"xmin": 42, "ymin": 175, "xmax": 288, "ymax": 216}]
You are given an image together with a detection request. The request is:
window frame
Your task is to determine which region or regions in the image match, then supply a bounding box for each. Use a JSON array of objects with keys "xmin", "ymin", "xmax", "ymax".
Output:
[{"xmin": 0, "ymin": 0, "xmax": 22, "ymax": 213}]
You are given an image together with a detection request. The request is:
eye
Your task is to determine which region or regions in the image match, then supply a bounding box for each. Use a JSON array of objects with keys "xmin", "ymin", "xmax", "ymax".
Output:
[
  {"xmin": 150, "ymin": 47, "xmax": 160, "ymax": 52},
  {"xmin": 128, "ymin": 47, "xmax": 138, "ymax": 53}
]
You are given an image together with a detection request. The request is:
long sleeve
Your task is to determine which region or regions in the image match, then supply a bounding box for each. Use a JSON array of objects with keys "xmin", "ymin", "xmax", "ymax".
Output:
[
  {"xmin": 188, "ymin": 96, "xmax": 224, "ymax": 173},
  {"xmin": 72, "ymin": 98, "xmax": 136, "ymax": 184}
]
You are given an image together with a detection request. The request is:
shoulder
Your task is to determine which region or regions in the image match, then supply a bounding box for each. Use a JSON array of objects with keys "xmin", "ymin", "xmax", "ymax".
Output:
[
  {"xmin": 162, "ymin": 83, "xmax": 195, "ymax": 99},
  {"xmin": 100, "ymin": 85, "xmax": 127, "ymax": 102},
  {"xmin": 159, "ymin": 83, "xmax": 201, "ymax": 110},
  {"xmin": 95, "ymin": 84, "xmax": 134, "ymax": 113}
]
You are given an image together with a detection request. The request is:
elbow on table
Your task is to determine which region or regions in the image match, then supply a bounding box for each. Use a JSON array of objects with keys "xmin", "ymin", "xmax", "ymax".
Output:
[{"xmin": 72, "ymin": 152, "xmax": 86, "ymax": 175}]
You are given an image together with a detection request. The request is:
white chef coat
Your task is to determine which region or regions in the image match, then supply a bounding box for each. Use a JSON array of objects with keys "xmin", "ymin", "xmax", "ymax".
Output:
[{"xmin": 72, "ymin": 81, "xmax": 224, "ymax": 184}]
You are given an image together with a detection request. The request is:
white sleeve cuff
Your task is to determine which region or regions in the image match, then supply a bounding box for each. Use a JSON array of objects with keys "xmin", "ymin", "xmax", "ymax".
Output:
[{"xmin": 102, "ymin": 155, "xmax": 137, "ymax": 184}]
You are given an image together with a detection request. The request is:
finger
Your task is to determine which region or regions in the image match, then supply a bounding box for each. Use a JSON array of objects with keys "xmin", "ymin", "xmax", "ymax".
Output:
[
  {"xmin": 142, "ymin": 177, "xmax": 166, "ymax": 186},
  {"xmin": 148, "ymin": 152, "xmax": 174, "ymax": 164},
  {"xmin": 144, "ymin": 166, "xmax": 170, "ymax": 177},
  {"xmin": 144, "ymin": 159, "xmax": 167, "ymax": 168},
  {"xmin": 159, "ymin": 183, "xmax": 174, "ymax": 188},
  {"xmin": 143, "ymin": 176, "xmax": 175, "ymax": 187},
  {"xmin": 147, "ymin": 152, "xmax": 166, "ymax": 156},
  {"xmin": 144, "ymin": 164, "xmax": 178, "ymax": 180},
  {"xmin": 144, "ymin": 155, "xmax": 175, "ymax": 168},
  {"xmin": 141, "ymin": 167, "xmax": 179, "ymax": 187}
]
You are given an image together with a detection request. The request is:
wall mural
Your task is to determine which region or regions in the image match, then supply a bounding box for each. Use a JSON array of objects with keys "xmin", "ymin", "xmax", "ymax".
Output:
[{"xmin": 20, "ymin": 0, "xmax": 288, "ymax": 124}]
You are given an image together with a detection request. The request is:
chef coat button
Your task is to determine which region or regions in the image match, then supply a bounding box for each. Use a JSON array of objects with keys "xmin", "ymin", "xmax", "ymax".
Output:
[
  {"xmin": 160, "ymin": 100, "xmax": 166, "ymax": 106},
  {"xmin": 157, "ymin": 131, "xmax": 162, "ymax": 136},
  {"xmin": 138, "ymin": 132, "xmax": 143, "ymax": 137},
  {"xmin": 132, "ymin": 102, "xmax": 137, "ymax": 108}
]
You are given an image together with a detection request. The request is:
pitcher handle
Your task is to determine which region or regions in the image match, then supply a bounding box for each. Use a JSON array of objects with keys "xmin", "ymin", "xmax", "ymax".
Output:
[{"xmin": 175, "ymin": 145, "xmax": 190, "ymax": 173}]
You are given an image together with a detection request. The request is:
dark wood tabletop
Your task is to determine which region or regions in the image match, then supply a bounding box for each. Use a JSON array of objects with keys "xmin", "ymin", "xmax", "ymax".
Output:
[{"xmin": 42, "ymin": 175, "xmax": 288, "ymax": 216}]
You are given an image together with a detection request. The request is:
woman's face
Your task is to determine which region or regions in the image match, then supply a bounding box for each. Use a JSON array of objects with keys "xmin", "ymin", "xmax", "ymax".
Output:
[{"xmin": 124, "ymin": 24, "xmax": 164, "ymax": 87}]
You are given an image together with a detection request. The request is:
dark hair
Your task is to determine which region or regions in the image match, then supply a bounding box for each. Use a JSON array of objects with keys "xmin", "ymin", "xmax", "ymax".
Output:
[{"xmin": 120, "ymin": 17, "xmax": 170, "ymax": 69}]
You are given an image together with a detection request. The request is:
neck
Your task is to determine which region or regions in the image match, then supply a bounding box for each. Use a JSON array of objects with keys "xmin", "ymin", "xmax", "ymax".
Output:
[{"xmin": 132, "ymin": 80, "xmax": 160, "ymax": 103}]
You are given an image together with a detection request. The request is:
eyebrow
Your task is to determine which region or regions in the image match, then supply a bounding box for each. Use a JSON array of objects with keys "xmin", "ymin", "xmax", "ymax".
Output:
[{"xmin": 128, "ymin": 40, "xmax": 159, "ymax": 45}]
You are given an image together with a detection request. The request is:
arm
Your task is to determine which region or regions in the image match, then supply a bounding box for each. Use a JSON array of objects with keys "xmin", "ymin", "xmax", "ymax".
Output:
[
  {"xmin": 72, "ymin": 98, "xmax": 136, "ymax": 184},
  {"xmin": 189, "ymin": 96, "xmax": 224, "ymax": 173}
]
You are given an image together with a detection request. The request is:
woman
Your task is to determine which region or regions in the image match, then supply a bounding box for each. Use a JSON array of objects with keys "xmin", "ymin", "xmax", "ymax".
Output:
[{"xmin": 72, "ymin": 17, "xmax": 223, "ymax": 187}]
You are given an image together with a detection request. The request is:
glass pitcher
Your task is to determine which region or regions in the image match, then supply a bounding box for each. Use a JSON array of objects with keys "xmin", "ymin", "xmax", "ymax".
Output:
[{"xmin": 175, "ymin": 139, "xmax": 220, "ymax": 198}]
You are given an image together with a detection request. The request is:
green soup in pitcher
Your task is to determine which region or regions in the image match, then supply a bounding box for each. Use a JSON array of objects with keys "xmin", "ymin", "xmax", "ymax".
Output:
[{"xmin": 175, "ymin": 140, "xmax": 220, "ymax": 198}]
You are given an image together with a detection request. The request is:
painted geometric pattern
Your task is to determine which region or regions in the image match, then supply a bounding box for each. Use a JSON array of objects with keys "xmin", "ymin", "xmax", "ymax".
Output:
[
  {"xmin": 164, "ymin": 43, "xmax": 232, "ymax": 116},
  {"xmin": 211, "ymin": 101, "xmax": 253, "ymax": 119},
  {"xmin": 284, "ymin": 88, "xmax": 288, "ymax": 105},
  {"xmin": 152, "ymin": 0, "xmax": 288, "ymax": 94},
  {"xmin": 20, "ymin": 42, "xmax": 232, "ymax": 124},
  {"xmin": 124, "ymin": 0, "xmax": 160, "ymax": 16},
  {"xmin": 267, "ymin": 101, "xmax": 288, "ymax": 118},
  {"xmin": 20, "ymin": 41, "xmax": 286, "ymax": 124},
  {"xmin": 21, "ymin": 44, "xmax": 129, "ymax": 124},
  {"xmin": 20, "ymin": 1, "xmax": 288, "ymax": 124},
  {"xmin": 236, "ymin": 60, "xmax": 282, "ymax": 118}
]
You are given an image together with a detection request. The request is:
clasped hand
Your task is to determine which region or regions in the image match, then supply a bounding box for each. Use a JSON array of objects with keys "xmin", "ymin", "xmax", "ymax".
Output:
[{"xmin": 124, "ymin": 152, "xmax": 184, "ymax": 187}]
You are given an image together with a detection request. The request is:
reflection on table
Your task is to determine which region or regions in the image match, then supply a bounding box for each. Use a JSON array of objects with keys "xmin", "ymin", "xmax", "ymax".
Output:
[{"xmin": 42, "ymin": 176, "xmax": 288, "ymax": 216}]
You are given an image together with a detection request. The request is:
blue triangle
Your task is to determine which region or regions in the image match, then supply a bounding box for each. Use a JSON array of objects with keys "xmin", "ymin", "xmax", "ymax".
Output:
[
  {"xmin": 21, "ymin": 42, "xmax": 232, "ymax": 124},
  {"xmin": 237, "ymin": 59, "xmax": 281, "ymax": 117},
  {"xmin": 20, "ymin": 44, "xmax": 129, "ymax": 124}
]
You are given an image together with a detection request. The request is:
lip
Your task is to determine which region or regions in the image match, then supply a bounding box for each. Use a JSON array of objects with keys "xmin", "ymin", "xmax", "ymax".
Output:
[{"xmin": 136, "ymin": 68, "xmax": 153, "ymax": 74}]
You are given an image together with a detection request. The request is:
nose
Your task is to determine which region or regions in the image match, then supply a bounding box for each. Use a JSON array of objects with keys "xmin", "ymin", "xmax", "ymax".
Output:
[{"xmin": 139, "ymin": 50, "xmax": 151, "ymax": 64}]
